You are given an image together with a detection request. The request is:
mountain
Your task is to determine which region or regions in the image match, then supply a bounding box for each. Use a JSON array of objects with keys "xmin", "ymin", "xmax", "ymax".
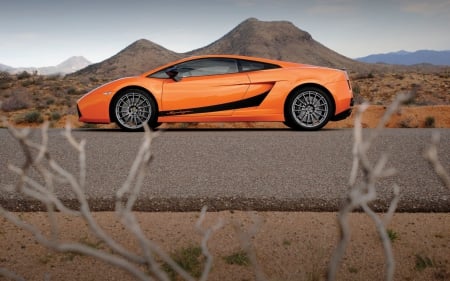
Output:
[
  {"xmin": 0, "ymin": 56, "xmax": 91, "ymax": 75},
  {"xmin": 188, "ymin": 18, "xmax": 363, "ymax": 70},
  {"xmin": 356, "ymin": 50, "xmax": 450, "ymax": 66},
  {"xmin": 72, "ymin": 18, "xmax": 376, "ymax": 79},
  {"xmin": 72, "ymin": 39, "xmax": 183, "ymax": 79},
  {"xmin": 0, "ymin": 63, "xmax": 14, "ymax": 72},
  {"xmin": 43, "ymin": 56, "xmax": 92, "ymax": 75}
]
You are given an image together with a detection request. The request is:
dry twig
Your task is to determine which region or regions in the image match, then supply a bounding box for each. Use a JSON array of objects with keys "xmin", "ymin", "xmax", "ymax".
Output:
[
  {"xmin": 328, "ymin": 93, "xmax": 411, "ymax": 281},
  {"xmin": 424, "ymin": 132, "xmax": 450, "ymax": 189},
  {"xmin": 0, "ymin": 122, "xmax": 220, "ymax": 281}
]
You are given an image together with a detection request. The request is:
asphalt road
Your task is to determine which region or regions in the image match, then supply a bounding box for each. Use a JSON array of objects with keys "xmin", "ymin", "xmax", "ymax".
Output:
[{"xmin": 1, "ymin": 127, "xmax": 449, "ymax": 212}]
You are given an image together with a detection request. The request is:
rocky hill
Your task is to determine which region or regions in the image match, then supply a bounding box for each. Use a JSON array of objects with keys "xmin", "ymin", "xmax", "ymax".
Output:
[
  {"xmin": 71, "ymin": 18, "xmax": 447, "ymax": 80},
  {"xmin": 188, "ymin": 18, "xmax": 365, "ymax": 70},
  {"xmin": 71, "ymin": 18, "xmax": 380, "ymax": 80},
  {"xmin": 72, "ymin": 40, "xmax": 183, "ymax": 79}
]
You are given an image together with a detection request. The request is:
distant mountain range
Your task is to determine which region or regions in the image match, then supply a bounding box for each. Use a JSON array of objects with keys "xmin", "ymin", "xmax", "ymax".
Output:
[
  {"xmin": 356, "ymin": 50, "xmax": 450, "ymax": 66},
  {"xmin": 0, "ymin": 56, "xmax": 91, "ymax": 75}
]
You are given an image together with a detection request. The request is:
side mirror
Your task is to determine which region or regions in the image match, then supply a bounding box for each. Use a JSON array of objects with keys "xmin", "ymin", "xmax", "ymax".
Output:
[{"xmin": 165, "ymin": 67, "xmax": 181, "ymax": 82}]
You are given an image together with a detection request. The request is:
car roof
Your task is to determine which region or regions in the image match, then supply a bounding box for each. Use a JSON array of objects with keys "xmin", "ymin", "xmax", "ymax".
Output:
[{"xmin": 141, "ymin": 54, "xmax": 302, "ymax": 76}]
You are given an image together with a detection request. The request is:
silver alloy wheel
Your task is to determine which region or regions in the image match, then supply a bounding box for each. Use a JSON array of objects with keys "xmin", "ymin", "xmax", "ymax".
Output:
[
  {"xmin": 291, "ymin": 90, "xmax": 329, "ymax": 128},
  {"xmin": 115, "ymin": 91, "xmax": 152, "ymax": 130}
]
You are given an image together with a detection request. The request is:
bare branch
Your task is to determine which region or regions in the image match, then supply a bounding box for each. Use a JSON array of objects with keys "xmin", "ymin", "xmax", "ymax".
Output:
[
  {"xmin": 361, "ymin": 203, "xmax": 395, "ymax": 280},
  {"xmin": 384, "ymin": 184, "xmax": 401, "ymax": 226},
  {"xmin": 0, "ymin": 267, "xmax": 26, "ymax": 281},
  {"xmin": 1, "ymin": 122, "xmax": 161, "ymax": 279},
  {"xmin": 196, "ymin": 206, "xmax": 224, "ymax": 281},
  {"xmin": 233, "ymin": 212, "xmax": 267, "ymax": 281},
  {"xmin": 424, "ymin": 132, "xmax": 450, "ymax": 189},
  {"xmin": 328, "ymin": 94, "xmax": 409, "ymax": 281},
  {"xmin": 0, "ymin": 205, "xmax": 151, "ymax": 281}
]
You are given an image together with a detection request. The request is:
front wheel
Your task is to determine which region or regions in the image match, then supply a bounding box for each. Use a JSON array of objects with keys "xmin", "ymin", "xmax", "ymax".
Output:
[
  {"xmin": 113, "ymin": 89, "xmax": 157, "ymax": 131},
  {"xmin": 285, "ymin": 87, "xmax": 333, "ymax": 131}
]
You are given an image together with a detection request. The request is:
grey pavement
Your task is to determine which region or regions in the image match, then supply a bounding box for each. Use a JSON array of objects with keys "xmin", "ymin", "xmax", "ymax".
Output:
[{"xmin": 1, "ymin": 128, "xmax": 449, "ymax": 212}]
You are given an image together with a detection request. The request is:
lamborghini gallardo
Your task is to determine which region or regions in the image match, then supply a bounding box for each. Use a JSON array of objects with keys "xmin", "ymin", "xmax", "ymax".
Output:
[{"xmin": 77, "ymin": 55, "xmax": 353, "ymax": 131}]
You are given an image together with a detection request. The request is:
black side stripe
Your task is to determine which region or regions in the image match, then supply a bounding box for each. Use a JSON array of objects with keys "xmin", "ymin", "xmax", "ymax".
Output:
[{"xmin": 159, "ymin": 91, "xmax": 270, "ymax": 116}]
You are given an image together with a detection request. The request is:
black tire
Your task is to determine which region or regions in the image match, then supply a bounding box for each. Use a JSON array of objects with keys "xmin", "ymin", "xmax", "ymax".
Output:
[
  {"xmin": 112, "ymin": 88, "xmax": 158, "ymax": 131},
  {"xmin": 284, "ymin": 87, "xmax": 333, "ymax": 131},
  {"xmin": 150, "ymin": 122, "xmax": 162, "ymax": 130}
]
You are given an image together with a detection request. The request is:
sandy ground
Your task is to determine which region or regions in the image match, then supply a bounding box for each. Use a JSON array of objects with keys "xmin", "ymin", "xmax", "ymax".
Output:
[{"xmin": 1, "ymin": 211, "xmax": 449, "ymax": 281}]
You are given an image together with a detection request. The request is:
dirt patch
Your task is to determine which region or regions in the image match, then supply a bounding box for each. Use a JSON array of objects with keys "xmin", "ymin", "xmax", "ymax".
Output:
[
  {"xmin": 326, "ymin": 105, "xmax": 450, "ymax": 129},
  {"xmin": 1, "ymin": 211, "xmax": 449, "ymax": 281}
]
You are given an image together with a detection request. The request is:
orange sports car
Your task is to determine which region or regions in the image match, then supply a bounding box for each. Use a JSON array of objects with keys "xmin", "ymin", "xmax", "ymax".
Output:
[{"xmin": 77, "ymin": 55, "xmax": 353, "ymax": 131}]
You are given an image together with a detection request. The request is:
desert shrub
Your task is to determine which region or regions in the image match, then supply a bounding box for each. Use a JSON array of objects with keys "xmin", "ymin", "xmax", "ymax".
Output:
[
  {"xmin": 415, "ymin": 254, "xmax": 434, "ymax": 271},
  {"xmin": 351, "ymin": 84, "xmax": 364, "ymax": 104},
  {"xmin": 0, "ymin": 92, "xmax": 29, "ymax": 112},
  {"xmin": 50, "ymin": 112, "xmax": 61, "ymax": 121},
  {"xmin": 46, "ymin": 98, "xmax": 55, "ymax": 105},
  {"xmin": 21, "ymin": 79, "xmax": 34, "ymax": 87},
  {"xmin": 352, "ymin": 72, "xmax": 375, "ymax": 80},
  {"xmin": 67, "ymin": 87, "xmax": 77, "ymax": 95},
  {"xmin": 33, "ymin": 76, "xmax": 44, "ymax": 85},
  {"xmin": 224, "ymin": 251, "xmax": 250, "ymax": 266},
  {"xmin": 398, "ymin": 117, "xmax": 416, "ymax": 128},
  {"xmin": 15, "ymin": 110, "xmax": 44, "ymax": 124},
  {"xmin": 387, "ymin": 229, "xmax": 399, "ymax": 242},
  {"xmin": 163, "ymin": 246, "xmax": 204, "ymax": 279},
  {"xmin": 393, "ymin": 74, "xmax": 405, "ymax": 80},
  {"xmin": 0, "ymin": 71, "xmax": 11, "ymax": 80},
  {"xmin": 424, "ymin": 116, "xmax": 436, "ymax": 128},
  {"xmin": 403, "ymin": 93, "xmax": 417, "ymax": 105},
  {"xmin": 64, "ymin": 96, "xmax": 73, "ymax": 107},
  {"xmin": 0, "ymin": 81, "xmax": 12, "ymax": 90},
  {"xmin": 45, "ymin": 74, "xmax": 62, "ymax": 81},
  {"xmin": 0, "ymin": 72, "xmax": 13, "ymax": 89},
  {"xmin": 67, "ymin": 87, "xmax": 85, "ymax": 95},
  {"xmin": 16, "ymin": 71, "xmax": 31, "ymax": 80},
  {"xmin": 80, "ymin": 123, "xmax": 97, "ymax": 128}
]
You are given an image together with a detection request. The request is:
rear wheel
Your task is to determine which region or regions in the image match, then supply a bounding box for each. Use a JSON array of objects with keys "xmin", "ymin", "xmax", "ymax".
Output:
[
  {"xmin": 113, "ymin": 89, "xmax": 157, "ymax": 131},
  {"xmin": 285, "ymin": 87, "xmax": 333, "ymax": 130}
]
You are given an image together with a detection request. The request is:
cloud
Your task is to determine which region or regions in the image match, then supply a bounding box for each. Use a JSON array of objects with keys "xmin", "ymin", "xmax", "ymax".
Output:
[
  {"xmin": 231, "ymin": 0, "xmax": 297, "ymax": 8},
  {"xmin": 306, "ymin": 0, "xmax": 360, "ymax": 15},
  {"xmin": 398, "ymin": 0, "xmax": 450, "ymax": 16}
]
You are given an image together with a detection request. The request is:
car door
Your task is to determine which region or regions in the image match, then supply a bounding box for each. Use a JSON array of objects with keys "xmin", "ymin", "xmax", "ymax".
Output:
[{"xmin": 160, "ymin": 58, "xmax": 251, "ymax": 116}]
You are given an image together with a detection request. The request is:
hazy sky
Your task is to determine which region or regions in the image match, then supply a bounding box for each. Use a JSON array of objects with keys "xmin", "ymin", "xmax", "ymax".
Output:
[{"xmin": 1, "ymin": 0, "xmax": 449, "ymax": 67}]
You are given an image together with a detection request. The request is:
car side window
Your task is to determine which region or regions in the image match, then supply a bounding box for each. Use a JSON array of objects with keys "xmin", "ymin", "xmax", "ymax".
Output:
[
  {"xmin": 176, "ymin": 58, "xmax": 239, "ymax": 77},
  {"xmin": 149, "ymin": 58, "xmax": 279, "ymax": 79},
  {"xmin": 149, "ymin": 70, "xmax": 169, "ymax": 78},
  {"xmin": 238, "ymin": 60, "xmax": 280, "ymax": 72},
  {"xmin": 149, "ymin": 58, "xmax": 239, "ymax": 79}
]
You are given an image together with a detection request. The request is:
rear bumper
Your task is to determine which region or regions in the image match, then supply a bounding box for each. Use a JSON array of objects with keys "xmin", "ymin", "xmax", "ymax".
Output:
[{"xmin": 331, "ymin": 108, "xmax": 352, "ymax": 121}]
